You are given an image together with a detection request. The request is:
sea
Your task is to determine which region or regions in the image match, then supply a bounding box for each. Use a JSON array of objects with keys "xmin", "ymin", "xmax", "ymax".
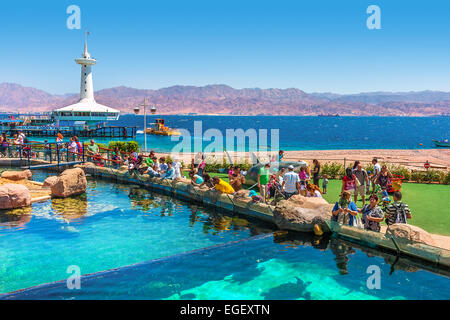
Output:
[{"xmin": 106, "ymin": 115, "xmax": 449, "ymax": 152}]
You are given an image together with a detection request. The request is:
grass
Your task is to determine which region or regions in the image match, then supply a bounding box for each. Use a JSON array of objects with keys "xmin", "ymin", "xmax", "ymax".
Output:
[
  {"xmin": 183, "ymin": 170, "xmax": 450, "ymax": 236},
  {"xmin": 322, "ymin": 180, "xmax": 450, "ymax": 236}
]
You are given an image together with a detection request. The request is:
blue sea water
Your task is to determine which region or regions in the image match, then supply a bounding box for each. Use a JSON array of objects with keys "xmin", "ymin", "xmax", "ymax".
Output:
[{"xmin": 108, "ymin": 115, "xmax": 450, "ymax": 152}]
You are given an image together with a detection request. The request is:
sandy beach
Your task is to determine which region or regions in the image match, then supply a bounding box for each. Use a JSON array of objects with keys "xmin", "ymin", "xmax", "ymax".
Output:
[{"xmin": 156, "ymin": 148, "xmax": 449, "ymax": 171}]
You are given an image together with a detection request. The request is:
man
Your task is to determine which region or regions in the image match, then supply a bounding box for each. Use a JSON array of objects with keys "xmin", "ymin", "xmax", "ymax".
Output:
[
  {"xmin": 353, "ymin": 162, "xmax": 369, "ymax": 206},
  {"xmin": 86, "ymin": 139, "xmax": 100, "ymax": 160},
  {"xmin": 172, "ymin": 157, "xmax": 182, "ymax": 180},
  {"xmin": 159, "ymin": 157, "xmax": 168, "ymax": 174},
  {"xmin": 163, "ymin": 162, "xmax": 175, "ymax": 180},
  {"xmin": 258, "ymin": 163, "xmax": 270, "ymax": 203},
  {"xmin": 281, "ymin": 165, "xmax": 300, "ymax": 199},
  {"xmin": 371, "ymin": 158, "xmax": 381, "ymax": 192},
  {"xmin": 212, "ymin": 176, "xmax": 235, "ymax": 194},
  {"xmin": 44, "ymin": 139, "xmax": 52, "ymax": 161},
  {"xmin": 385, "ymin": 191, "xmax": 412, "ymax": 225},
  {"xmin": 230, "ymin": 166, "xmax": 245, "ymax": 192}
]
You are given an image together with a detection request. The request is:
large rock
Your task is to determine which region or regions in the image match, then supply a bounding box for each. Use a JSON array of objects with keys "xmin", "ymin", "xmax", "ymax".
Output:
[
  {"xmin": 0, "ymin": 184, "xmax": 31, "ymax": 209},
  {"xmin": 43, "ymin": 176, "xmax": 58, "ymax": 188},
  {"xmin": 386, "ymin": 224, "xmax": 436, "ymax": 247},
  {"xmin": 273, "ymin": 195, "xmax": 333, "ymax": 233},
  {"xmin": 1, "ymin": 170, "xmax": 32, "ymax": 181},
  {"xmin": 50, "ymin": 168, "xmax": 87, "ymax": 198}
]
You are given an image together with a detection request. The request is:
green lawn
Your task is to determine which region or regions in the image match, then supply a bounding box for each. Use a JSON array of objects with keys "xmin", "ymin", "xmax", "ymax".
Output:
[
  {"xmin": 322, "ymin": 180, "xmax": 450, "ymax": 236},
  {"xmin": 184, "ymin": 171, "xmax": 450, "ymax": 236}
]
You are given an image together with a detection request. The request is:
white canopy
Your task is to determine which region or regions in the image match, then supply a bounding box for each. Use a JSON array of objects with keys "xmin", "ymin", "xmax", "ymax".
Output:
[{"xmin": 54, "ymin": 101, "xmax": 120, "ymax": 114}]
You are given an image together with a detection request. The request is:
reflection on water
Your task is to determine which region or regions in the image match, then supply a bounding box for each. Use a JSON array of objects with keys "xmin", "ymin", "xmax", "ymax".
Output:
[
  {"xmin": 51, "ymin": 194, "xmax": 88, "ymax": 222},
  {"xmin": 0, "ymin": 207, "xmax": 32, "ymax": 229}
]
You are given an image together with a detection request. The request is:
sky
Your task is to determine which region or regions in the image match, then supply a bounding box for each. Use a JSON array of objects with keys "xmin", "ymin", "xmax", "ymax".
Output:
[{"xmin": 0, "ymin": 0, "xmax": 449, "ymax": 95}]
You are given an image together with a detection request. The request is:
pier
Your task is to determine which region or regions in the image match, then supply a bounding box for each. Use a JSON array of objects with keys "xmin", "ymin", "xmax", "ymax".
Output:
[{"xmin": 5, "ymin": 125, "xmax": 137, "ymax": 139}]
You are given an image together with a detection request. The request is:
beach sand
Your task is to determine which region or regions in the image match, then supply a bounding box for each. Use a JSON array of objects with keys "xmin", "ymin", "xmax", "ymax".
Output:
[{"xmin": 155, "ymin": 148, "xmax": 450, "ymax": 170}]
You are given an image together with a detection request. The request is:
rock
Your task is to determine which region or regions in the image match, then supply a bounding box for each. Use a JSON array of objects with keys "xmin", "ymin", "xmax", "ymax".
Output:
[
  {"xmin": 1, "ymin": 170, "xmax": 32, "ymax": 181},
  {"xmin": 50, "ymin": 168, "xmax": 87, "ymax": 198},
  {"xmin": 43, "ymin": 176, "xmax": 58, "ymax": 188},
  {"xmin": 118, "ymin": 165, "xmax": 128, "ymax": 172},
  {"xmin": 233, "ymin": 190, "xmax": 250, "ymax": 200},
  {"xmin": 0, "ymin": 184, "xmax": 31, "ymax": 209},
  {"xmin": 386, "ymin": 224, "xmax": 436, "ymax": 247},
  {"xmin": 273, "ymin": 195, "xmax": 333, "ymax": 233}
]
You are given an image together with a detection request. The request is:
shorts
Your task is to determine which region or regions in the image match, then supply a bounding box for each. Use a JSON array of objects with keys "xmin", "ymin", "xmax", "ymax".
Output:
[
  {"xmin": 355, "ymin": 185, "xmax": 366, "ymax": 197},
  {"xmin": 344, "ymin": 188, "xmax": 355, "ymax": 195}
]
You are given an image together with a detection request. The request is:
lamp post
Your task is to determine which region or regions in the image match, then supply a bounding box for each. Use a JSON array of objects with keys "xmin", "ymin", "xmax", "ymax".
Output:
[{"xmin": 134, "ymin": 98, "xmax": 157, "ymax": 153}]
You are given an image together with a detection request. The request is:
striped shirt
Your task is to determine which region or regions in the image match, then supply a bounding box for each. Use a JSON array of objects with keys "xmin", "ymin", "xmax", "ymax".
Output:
[{"xmin": 385, "ymin": 201, "xmax": 411, "ymax": 225}]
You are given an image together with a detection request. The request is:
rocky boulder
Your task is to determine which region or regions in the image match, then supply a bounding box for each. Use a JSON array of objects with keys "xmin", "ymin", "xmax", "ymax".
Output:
[
  {"xmin": 50, "ymin": 168, "xmax": 87, "ymax": 198},
  {"xmin": 43, "ymin": 176, "xmax": 58, "ymax": 188},
  {"xmin": 386, "ymin": 224, "xmax": 436, "ymax": 247},
  {"xmin": 1, "ymin": 170, "xmax": 32, "ymax": 181},
  {"xmin": 273, "ymin": 195, "xmax": 333, "ymax": 233},
  {"xmin": 0, "ymin": 184, "xmax": 31, "ymax": 209}
]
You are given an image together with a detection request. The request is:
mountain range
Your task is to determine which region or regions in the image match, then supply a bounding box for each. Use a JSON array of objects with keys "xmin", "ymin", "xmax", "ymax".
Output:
[{"xmin": 1, "ymin": 82, "xmax": 449, "ymax": 116}]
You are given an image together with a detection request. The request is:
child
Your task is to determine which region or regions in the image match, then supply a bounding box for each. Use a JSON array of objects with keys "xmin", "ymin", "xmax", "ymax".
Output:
[
  {"xmin": 249, "ymin": 190, "xmax": 262, "ymax": 203},
  {"xmin": 322, "ymin": 174, "xmax": 329, "ymax": 194}
]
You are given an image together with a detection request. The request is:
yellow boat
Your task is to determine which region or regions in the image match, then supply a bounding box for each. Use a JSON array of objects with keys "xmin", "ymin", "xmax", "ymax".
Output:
[{"xmin": 145, "ymin": 119, "xmax": 180, "ymax": 136}]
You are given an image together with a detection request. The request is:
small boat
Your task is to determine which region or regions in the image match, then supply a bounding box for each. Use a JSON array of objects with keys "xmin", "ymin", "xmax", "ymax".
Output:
[
  {"xmin": 433, "ymin": 139, "xmax": 450, "ymax": 147},
  {"xmin": 145, "ymin": 119, "xmax": 180, "ymax": 136}
]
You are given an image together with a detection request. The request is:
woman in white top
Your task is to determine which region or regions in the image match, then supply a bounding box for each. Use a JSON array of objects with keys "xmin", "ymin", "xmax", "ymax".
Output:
[{"xmin": 306, "ymin": 183, "xmax": 323, "ymax": 198}]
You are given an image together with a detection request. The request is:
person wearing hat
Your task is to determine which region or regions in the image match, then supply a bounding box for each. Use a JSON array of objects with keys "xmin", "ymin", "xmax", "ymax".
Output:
[{"xmin": 281, "ymin": 165, "xmax": 300, "ymax": 199}]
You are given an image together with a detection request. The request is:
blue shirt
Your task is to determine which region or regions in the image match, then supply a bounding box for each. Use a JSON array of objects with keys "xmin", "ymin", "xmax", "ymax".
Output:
[{"xmin": 332, "ymin": 201, "xmax": 358, "ymax": 225}]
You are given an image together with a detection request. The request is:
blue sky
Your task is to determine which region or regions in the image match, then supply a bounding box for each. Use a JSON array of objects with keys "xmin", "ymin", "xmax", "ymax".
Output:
[{"xmin": 0, "ymin": 0, "xmax": 449, "ymax": 94}]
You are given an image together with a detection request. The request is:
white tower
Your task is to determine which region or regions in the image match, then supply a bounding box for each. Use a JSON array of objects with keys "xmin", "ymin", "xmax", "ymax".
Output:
[{"xmin": 75, "ymin": 37, "xmax": 97, "ymax": 102}]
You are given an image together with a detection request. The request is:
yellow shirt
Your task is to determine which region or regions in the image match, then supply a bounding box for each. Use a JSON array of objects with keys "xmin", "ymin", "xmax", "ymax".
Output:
[{"xmin": 215, "ymin": 179, "xmax": 235, "ymax": 194}]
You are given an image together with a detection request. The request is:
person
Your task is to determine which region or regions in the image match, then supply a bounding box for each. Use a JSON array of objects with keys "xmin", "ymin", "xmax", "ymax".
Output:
[
  {"xmin": 359, "ymin": 194, "xmax": 384, "ymax": 232},
  {"xmin": 212, "ymin": 176, "xmax": 235, "ymax": 194},
  {"xmin": 73, "ymin": 136, "xmax": 83, "ymax": 160},
  {"xmin": 145, "ymin": 155, "xmax": 154, "ymax": 168},
  {"xmin": 249, "ymin": 190, "xmax": 262, "ymax": 203},
  {"xmin": 312, "ymin": 159, "xmax": 321, "ymax": 186},
  {"xmin": 385, "ymin": 191, "xmax": 412, "ymax": 225},
  {"xmin": 228, "ymin": 165, "xmax": 234, "ymax": 181},
  {"xmin": 353, "ymin": 162, "xmax": 370, "ymax": 206},
  {"xmin": 68, "ymin": 137, "xmax": 78, "ymax": 161},
  {"xmin": 189, "ymin": 170, "xmax": 204, "ymax": 186},
  {"xmin": 322, "ymin": 174, "xmax": 329, "ymax": 194},
  {"xmin": 371, "ymin": 158, "xmax": 381, "ymax": 193},
  {"xmin": 0, "ymin": 133, "xmax": 8, "ymax": 157},
  {"xmin": 43, "ymin": 139, "xmax": 51, "ymax": 161},
  {"xmin": 282, "ymin": 165, "xmax": 300, "ymax": 199},
  {"xmin": 159, "ymin": 157, "xmax": 168, "ymax": 174},
  {"xmin": 278, "ymin": 150, "xmax": 284, "ymax": 162},
  {"xmin": 230, "ymin": 166, "xmax": 245, "ymax": 192},
  {"xmin": 332, "ymin": 191, "xmax": 358, "ymax": 226},
  {"xmin": 257, "ymin": 163, "xmax": 270, "ymax": 203},
  {"xmin": 112, "ymin": 146, "xmax": 122, "ymax": 168},
  {"xmin": 18, "ymin": 130, "xmax": 27, "ymax": 143},
  {"xmin": 341, "ymin": 167, "xmax": 356, "ymax": 195},
  {"xmin": 376, "ymin": 165, "xmax": 393, "ymax": 192},
  {"xmin": 86, "ymin": 139, "xmax": 99, "ymax": 158},
  {"xmin": 163, "ymin": 162, "xmax": 175, "ymax": 179},
  {"xmin": 12, "ymin": 134, "xmax": 21, "ymax": 157},
  {"xmin": 199, "ymin": 172, "xmax": 215, "ymax": 188},
  {"xmin": 298, "ymin": 166, "xmax": 308, "ymax": 196},
  {"xmin": 172, "ymin": 158, "xmax": 182, "ymax": 180},
  {"xmin": 306, "ymin": 184, "xmax": 322, "ymax": 198},
  {"xmin": 276, "ymin": 167, "xmax": 285, "ymax": 186},
  {"xmin": 146, "ymin": 164, "xmax": 160, "ymax": 178}
]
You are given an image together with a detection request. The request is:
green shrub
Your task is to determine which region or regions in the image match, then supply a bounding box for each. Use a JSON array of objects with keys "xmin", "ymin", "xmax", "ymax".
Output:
[
  {"xmin": 321, "ymin": 162, "xmax": 344, "ymax": 179},
  {"xmin": 107, "ymin": 141, "xmax": 139, "ymax": 153},
  {"xmin": 388, "ymin": 164, "xmax": 412, "ymax": 181},
  {"xmin": 444, "ymin": 172, "xmax": 450, "ymax": 185}
]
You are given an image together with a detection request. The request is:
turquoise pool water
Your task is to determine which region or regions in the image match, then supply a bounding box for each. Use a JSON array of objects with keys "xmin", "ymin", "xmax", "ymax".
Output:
[
  {"xmin": 2, "ymin": 233, "xmax": 449, "ymax": 300},
  {"xmin": 0, "ymin": 171, "xmax": 449, "ymax": 299},
  {"xmin": 0, "ymin": 171, "xmax": 271, "ymax": 293}
]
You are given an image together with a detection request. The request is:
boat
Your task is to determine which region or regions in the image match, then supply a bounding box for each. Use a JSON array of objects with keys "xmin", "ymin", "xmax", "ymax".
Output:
[
  {"xmin": 432, "ymin": 139, "xmax": 450, "ymax": 147},
  {"xmin": 145, "ymin": 119, "xmax": 180, "ymax": 136}
]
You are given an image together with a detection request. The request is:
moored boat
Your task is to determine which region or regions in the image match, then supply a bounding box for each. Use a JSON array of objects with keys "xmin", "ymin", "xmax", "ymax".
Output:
[{"xmin": 432, "ymin": 139, "xmax": 450, "ymax": 147}]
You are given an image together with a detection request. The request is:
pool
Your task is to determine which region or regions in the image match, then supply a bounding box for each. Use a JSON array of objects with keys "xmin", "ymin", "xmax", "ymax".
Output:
[
  {"xmin": 1, "ymin": 171, "xmax": 449, "ymax": 299},
  {"xmin": 0, "ymin": 171, "xmax": 272, "ymax": 294},
  {"xmin": 2, "ymin": 233, "xmax": 449, "ymax": 300}
]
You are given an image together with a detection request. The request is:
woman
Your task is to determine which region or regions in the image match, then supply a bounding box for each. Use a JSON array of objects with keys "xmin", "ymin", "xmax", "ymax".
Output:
[
  {"xmin": 376, "ymin": 165, "xmax": 393, "ymax": 191},
  {"xmin": 112, "ymin": 146, "xmax": 122, "ymax": 168},
  {"xmin": 0, "ymin": 133, "xmax": 8, "ymax": 157},
  {"xmin": 359, "ymin": 194, "xmax": 384, "ymax": 232},
  {"xmin": 278, "ymin": 150, "xmax": 284, "ymax": 162},
  {"xmin": 312, "ymin": 159, "xmax": 321, "ymax": 186},
  {"xmin": 352, "ymin": 160, "xmax": 360, "ymax": 171},
  {"xmin": 332, "ymin": 191, "xmax": 358, "ymax": 226},
  {"xmin": 341, "ymin": 167, "xmax": 357, "ymax": 195},
  {"xmin": 230, "ymin": 167, "xmax": 245, "ymax": 192},
  {"xmin": 189, "ymin": 170, "xmax": 204, "ymax": 186},
  {"xmin": 199, "ymin": 172, "xmax": 214, "ymax": 188},
  {"xmin": 197, "ymin": 156, "xmax": 206, "ymax": 177},
  {"xmin": 306, "ymin": 183, "xmax": 322, "ymax": 198}
]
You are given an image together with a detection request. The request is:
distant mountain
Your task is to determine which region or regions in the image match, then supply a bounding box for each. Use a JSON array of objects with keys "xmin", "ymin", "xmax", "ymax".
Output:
[{"xmin": 0, "ymin": 82, "xmax": 449, "ymax": 116}]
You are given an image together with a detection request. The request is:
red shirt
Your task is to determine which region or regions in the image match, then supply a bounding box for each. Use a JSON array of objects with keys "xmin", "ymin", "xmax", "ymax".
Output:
[{"xmin": 343, "ymin": 175, "xmax": 356, "ymax": 191}]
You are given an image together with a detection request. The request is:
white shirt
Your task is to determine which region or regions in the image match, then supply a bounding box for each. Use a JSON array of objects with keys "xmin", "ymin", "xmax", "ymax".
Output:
[
  {"xmin": 307, "ymin": 190, "xmax": 323, "ymax": 198},
  {"xmin": 374, "ymin": 163, "xmax": 381, "ymax": 176},
  {"xmin": 283, "ymin": 171, "xmax": 300, "ymax": 193},
  {"xmin": 173, "ymin": 162, "xmax": 182, "ymax": 179}
]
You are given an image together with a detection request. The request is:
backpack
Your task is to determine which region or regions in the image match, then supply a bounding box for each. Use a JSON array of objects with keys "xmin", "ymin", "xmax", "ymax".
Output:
[{"xmin": 387, "ymin": 203, "xmax": 408, "ymax": 225}]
